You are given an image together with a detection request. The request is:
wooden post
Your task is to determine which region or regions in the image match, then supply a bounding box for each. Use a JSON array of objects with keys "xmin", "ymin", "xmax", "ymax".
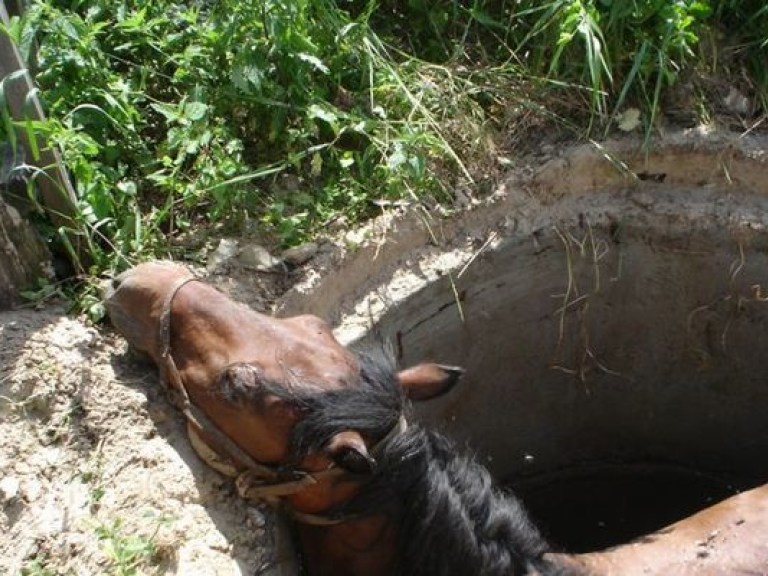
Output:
[
  {"xmin": 0, "ymin": 0, "xmax": 85, "ymax": 265},
  {"xmin": 0, "ymin": 197, "xmax": 51, "ymax": 308},
  {"xmin": 0, "ymin": 0, "xmax": 89, "ymax": 308}
]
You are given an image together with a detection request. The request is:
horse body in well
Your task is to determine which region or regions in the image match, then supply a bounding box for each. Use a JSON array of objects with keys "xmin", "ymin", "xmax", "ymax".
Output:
[{"xmin": 550, "ymin": 481, "xmax": 768, "ymax": 575}]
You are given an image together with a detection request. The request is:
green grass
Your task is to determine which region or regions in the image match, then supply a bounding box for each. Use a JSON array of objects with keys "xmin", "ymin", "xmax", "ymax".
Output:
[
  {"xmin": 20, "ymin": 556, "xmax": 56, "ymax": 576},
  {"xmin": 95, "ymin": 516, "xmax": 163, "ymax": 576},
  {"xmin": 1, "ymin": 0, "xmax": 767, "ymax": 317},
  {"xmin": 19, "ymin": 513, "xmax": 169, "ymax": 576}
]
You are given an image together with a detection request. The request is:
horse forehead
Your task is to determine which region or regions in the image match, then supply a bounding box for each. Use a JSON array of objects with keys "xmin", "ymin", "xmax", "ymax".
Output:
[
  {"xmin": 264, "ymin": 316, "xmax": 360, "ymax": 388},
  {"xmin": 283, "ymin": 314, "xmax": 336, "ymax": 336},
  {"xmin": 120, "ymin": 260, "xmax": 185, "ymax": 280},
  {"xmin": 111, "ymin": 261, "xmax": 190, "ymax": 302}
]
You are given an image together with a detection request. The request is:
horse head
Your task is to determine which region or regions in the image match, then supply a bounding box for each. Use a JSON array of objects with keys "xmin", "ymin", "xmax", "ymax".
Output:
[{"xmin": 105, "ymin": 261, "xmax": 461, "ymax": 521}]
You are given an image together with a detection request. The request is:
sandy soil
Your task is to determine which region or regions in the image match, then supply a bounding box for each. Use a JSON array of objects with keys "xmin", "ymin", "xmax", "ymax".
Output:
[{"xmin": 0, "ymin": 267, "xmax": 294, "ymax": 576}]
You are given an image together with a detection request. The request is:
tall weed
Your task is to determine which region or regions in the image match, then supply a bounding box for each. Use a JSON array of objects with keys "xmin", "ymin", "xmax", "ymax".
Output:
[
  {"xmin": 6, "ymin": 0, "xmax": 455, "ymax": 296},
  {"xmin": 2, "ymin": 0, "xmax": 767, "ymax": 319}
]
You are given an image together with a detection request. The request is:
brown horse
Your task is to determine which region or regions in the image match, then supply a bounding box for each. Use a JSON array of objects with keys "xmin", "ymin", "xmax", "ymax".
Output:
[
  {"xmin": 106, "ymin": 261, "xmax": 768, "ymax": 576},
  {"xmin": 104, "ymin": 261, "xmax": 464, "ymax": 575}
]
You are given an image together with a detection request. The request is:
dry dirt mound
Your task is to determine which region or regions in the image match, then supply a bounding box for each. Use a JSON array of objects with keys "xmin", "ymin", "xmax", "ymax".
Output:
[{"xmin": 0, "ymin": 306, "xmax": 282, "ymax": 575}]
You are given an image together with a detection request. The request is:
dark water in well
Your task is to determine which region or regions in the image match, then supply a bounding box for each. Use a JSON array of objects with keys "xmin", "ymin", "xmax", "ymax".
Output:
[{"xmin": 510, "ymin": 462, "xmax": 740, "ymax": 553}]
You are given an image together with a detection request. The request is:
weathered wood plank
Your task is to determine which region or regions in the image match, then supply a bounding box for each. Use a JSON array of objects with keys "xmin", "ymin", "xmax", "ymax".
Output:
[
  {"xmin": 0, "ymin": 0, "xmax": 88, "ymax": 305},
  {"xmin": 0, "ymin": 1, "xmax": 84, "ymax": 259},
  {"xmin": 0, "ymin": 3, "xmax": 78, "ymax": 219}
]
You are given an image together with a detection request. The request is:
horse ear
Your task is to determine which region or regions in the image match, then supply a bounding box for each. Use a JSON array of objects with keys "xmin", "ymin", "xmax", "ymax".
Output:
[
  {"xmin": 396, "ymin": 363, "xmax": 464, "ymax": 401},
  {"xmin": 325, "ymin": 430, "xmax": 376, "ymax": 475}
]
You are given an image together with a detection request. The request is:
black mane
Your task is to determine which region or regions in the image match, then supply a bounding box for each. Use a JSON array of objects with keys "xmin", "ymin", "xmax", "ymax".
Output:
[
  {"xmin": 277, "ymin": 347, "xmax": 562, "ymax": 576},
  {"xmin": 381, "ymin": 427, "xmax": 564, "ymax": 576},
  {"xmin": 287, "ymin": 346, "xmax": 406, "ymax": 460}
]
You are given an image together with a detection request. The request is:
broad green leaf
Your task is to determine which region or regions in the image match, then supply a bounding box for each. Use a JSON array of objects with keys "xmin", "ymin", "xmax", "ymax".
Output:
[
  {"xmin": 184, "ymin": 101, "xmax": 208, "ymax": 121},
  {"xmin": 150, "ymin": 102, "xmax": 181, "ymax": 122}
]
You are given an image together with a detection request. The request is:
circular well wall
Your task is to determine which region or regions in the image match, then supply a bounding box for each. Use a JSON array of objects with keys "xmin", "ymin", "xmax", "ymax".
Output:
[
  {"xmin": 281, "ymin": 135, "xmax": 768, "ymax": 552},
  {"xmin": 376, "ymin": 187, "xmax": 768, "ymax": 549}
]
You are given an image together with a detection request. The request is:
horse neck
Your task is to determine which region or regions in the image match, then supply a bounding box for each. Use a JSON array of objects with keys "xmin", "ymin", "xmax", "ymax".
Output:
[
  {"xmin": 387, "ymin": 428, "xmax": 553, "ymax": 576},
  {"xmin": 296, "ymin": 515, "xmax": 399, "ymax": 576},
  {"xmin": 295, "ymin": 427, "xmax": 556, "ymax": 576}
]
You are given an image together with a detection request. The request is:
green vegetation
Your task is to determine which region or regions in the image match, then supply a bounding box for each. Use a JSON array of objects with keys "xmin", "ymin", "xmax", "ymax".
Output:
[
  {"xmin": 0, "ymin": 0, "xmax": 766, "ymax": 316},
  {"xmin": 19, "ymin": 513, "xmax": 168, "ymax": 576},
  {"xmin": 20, "ymin": 556, "xmax": 56, "ymax": 576},
  {"xmin": 94, "ymin": 513, "xmax": 171, "ymax": 576}
]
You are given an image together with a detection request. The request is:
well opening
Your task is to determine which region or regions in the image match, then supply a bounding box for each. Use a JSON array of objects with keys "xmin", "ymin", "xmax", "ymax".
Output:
[{"xmin": 363, "ymin": 187, "xmax": 768, "ymax": 551}]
